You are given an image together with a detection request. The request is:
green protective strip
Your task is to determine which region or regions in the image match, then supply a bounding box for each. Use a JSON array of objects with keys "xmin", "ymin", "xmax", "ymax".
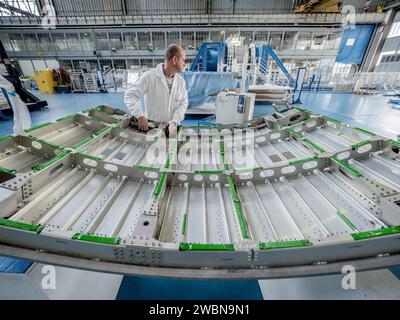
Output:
[
  {"xmin": 34, "ymin": 138, "xmax": 63, "ymax": 150},
  {"xmin": 0, "ymin": 218, "xmax": 43, "ymax": 233},
  {"xmin": 32, "ymin": 152, "xmax": 70, "ymax": 171},
  {"xmin": 181, "ymin": 213, "xmax": 187, "ymax": 236},
  {"xmin": 94, "ymin": 126, "xmax": 111, "ymax": 136},
  {"xmin": 259, "ymin": 239, "xmax": 311, "ymax": 250},
  {"xmin": 179, "ymin": 243, "xmax": 235, "ymax": 251},
  {"xmin": 24, "ymin": 122, "xmax": 53, "ymax": 133},
  {"xmin": 295, "ymin": 107, "xmax": 318, "ymax": 115},
  {"xmin": 56, "ymin": 113, "xmax": 76, "ymax": 122},
  {"xmin": 218, "ymin": 137, "xmax": 230, "ymax": 170},
  {"xmin": 352, "ymin": 226, "xmax": 400, "ymax": 240},
  {"xmin": 154, "ymin": 172, "xmax": 167, "ymax": 198},
  {"xmin": 289, "ymin": 156, "xmax": 318, "ymax": 165},
  {"xmin": 287, "ymin": 128, "xmax": 302, "ymax": 140},
  {"xmin": 331, "ymin": 157, "xmax": 363, "ymax": 177},
  {"xmin": 389, "ymin": 139, "xmax": 400, "ymax": 147},
  {"xmin": 194, "ymin": 170, "xmax": 224, "ymax": 174},
  {"xmin": 302, "ymin": 139, "xmax": 326, "ymax": 154},
  {"xmin": 72, "ymin": 136, "xmax": 94, "ymax": 149},
  {"xmin": 354, "ymin": 127, "xmax": 376, "ymax": 137},
  {"xmin": 135, "ymin": 165, "xmax": 159, "ymax": 171},
  {"xmin": 226, "ymin": 175, "xmax": 250, "ymax": 239},
  {"xmin": 0, "ymin": 167, "xmax": 16, "ymax": 175},
  {"xmin": 351, "ymin": 140, "xmax": 372, "ymax": 149},
  {"xmin": 337, "ymin": 210, "xmax": 358, "ymax": 232},
  {"xmin": 234, "ymin": 167, "xmax": 262, "ymax": 174},
  {"xmin": 0, "ymin": 134, "xmax": 14, "ymax": 142},
  {"xmin": 72, "ymin": 233, "xmax": 120, "ymax": 245},
  {"xmin": 323, "ymin": 115, "xmax": 342, "ymax": 124},
  {"xmin": 77, "ymin": 152, "xmax": 102, "ymax": 161}
]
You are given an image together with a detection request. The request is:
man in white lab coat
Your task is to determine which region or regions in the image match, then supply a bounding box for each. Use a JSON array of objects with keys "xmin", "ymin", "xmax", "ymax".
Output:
[{"xmin": 124, "ymin": 44, "xmax": 188, "ymax": 137}]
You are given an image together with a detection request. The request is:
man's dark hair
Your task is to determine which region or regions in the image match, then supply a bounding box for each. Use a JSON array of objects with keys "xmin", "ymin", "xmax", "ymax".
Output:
[{"xmin": 165, "ymin": 44, "xmax": 182, "ymax": 61}]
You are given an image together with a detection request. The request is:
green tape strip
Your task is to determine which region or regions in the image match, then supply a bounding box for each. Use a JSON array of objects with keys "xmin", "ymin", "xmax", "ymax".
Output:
[
  {"xmin": 34, "ymin": 138, "xmax": 64, "ymax": 150},
  {"xmin": 181, "ymin": 213, "xmax": 187, "ymax": 236},
  {"xmin": 77, "ymin": 152, "xmax": 102, "ymax": 161},
  {"xmin": 135, "ymin": 165, "xmax": 159, "ymax": 171},
  {"xmin": 323, "ymin": 115, "xmax": 342, "ymax": 124},
  {"xmin": 193, "ymin": 170, "xmax": 224, "ymax": 174},
  {"xmin": 289, "ymin": 156, "xmax": 318, "ymax": 165},
  {"xmin": 287, "ymin": 128, "xmax": 302, "ymax": 140},
  {"xmin": 389, "ymin": 139, "xmax": 400, "ymax": 147},
  {"xmin": 331, "ymin": 157, "xmax": 363, "ymax": 177},
  {"xmin": 154, "ymin": 172, "xmax": 167, "ymax": 198},
  {"xmin": 259, "ymin": 239, "xmax": 311, "ymax": 250},
  {"xmin": 234, "ymin": 167, "xmax": 262, "ymax": 174},
  {"xmin": 32, "ymin": 152, "xmax": 70, "ymax": 171},
  {"xmin": 302, "ymin": 139, "xmax": 326, "ymax": 154},
  {"xmin": 94, "ymin": 126, "xmax": 111, "ymax": 136},
  {"xmin": 0, "ymin": 218, "xmax": 43, "ymax": 233},
  {"xmin": 227, "ymin": 175, "xmax": 250, "ymax": 239},
  {"xmin": 0, "ymin": 167, "xmax": 16, "ymax": 175},
  {"xmin": 56, "ymin": 113, "xmax": 76, "ymax": 122},
  {"xmin": 352, "ymin": 226, "xmax": 400, "ymax": 240},
  {"xmin": 353, "ymin": 127, "xmax": 376, "ymax": 137},
  {"xmin": 337, "ymin": 210, "xmax": 358, "ymax": 232},
  {"xmin": 351, "ymin": 140, "xmax": 372, "ymax": 149},
  {"xmin": 25, "ymin": 122, "xmax": 53, "ymax": 133},
  {"xmin": 72, "ymin": 233, "xmax": 120, "ymax": 245},
  {"xmin": 72, "ymin": 136, "xmax": 94, "ymax": 149},
  {"xmin": 179, "ymin": 243, "xmax": 235, "ymax": 251},
  {"xmin": 0, "ymin": 134, "xmax": 14, "ymax": 142}
]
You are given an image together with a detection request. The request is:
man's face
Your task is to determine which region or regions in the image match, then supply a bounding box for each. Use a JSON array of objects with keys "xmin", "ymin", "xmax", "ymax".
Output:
[{"xmin": 173, "ymin": 49, "xmax": 186, "ymax": 72}]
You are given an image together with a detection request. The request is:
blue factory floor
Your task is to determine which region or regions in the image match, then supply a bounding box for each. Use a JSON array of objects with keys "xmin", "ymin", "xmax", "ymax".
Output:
[{"xmin": 0, "ymin": 90, "xmax": 400, "ymax": 299}]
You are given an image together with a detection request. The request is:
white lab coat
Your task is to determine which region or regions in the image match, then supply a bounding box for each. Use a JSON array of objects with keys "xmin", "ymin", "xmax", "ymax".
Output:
[{"xmin": 124, "ymin": 64, "xmax": 188, "ymax": 125}]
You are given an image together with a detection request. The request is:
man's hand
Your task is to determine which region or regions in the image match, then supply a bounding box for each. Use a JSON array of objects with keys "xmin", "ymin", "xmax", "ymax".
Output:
[
  {"xmin": 137, "ymin": 116, "xmax": 149, "ymax": 132},
  {"xmin": 168, "ymin": 123, "xmax": 177, "ymax": 138}
]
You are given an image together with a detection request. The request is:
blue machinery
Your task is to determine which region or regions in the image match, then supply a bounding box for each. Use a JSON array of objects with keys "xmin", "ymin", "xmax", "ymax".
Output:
[
  {"xmin": 190, "ymin": 42, "xmax": 227, "ymax": 72},
  {"xmin": 256, "ymin": 44, "xmax": 291, "ymax": 82}
]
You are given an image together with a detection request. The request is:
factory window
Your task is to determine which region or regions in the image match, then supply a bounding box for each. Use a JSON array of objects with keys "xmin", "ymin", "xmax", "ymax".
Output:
[
  {"xmin": 254, "ymin": 31, "xmax": 268, "ymax": 43},
  {"xmin": 296, "ymin": 32, "xmax": 312, "ymax": 50},
  {"xmin": 52, "ymin": 33, "xmax": 68, "ymax": 52},
  {"xmin": 0, "ymin": 33, "xmax": 12, "ymax": 51},
  {"xmin": 112, "ymin": 59, "xmax": 126, "ymax": 69},
  {"xmin": 109, "ymin": 32, "xmax": 123, "ymax": 52},
  {"xmin": 282, "ymin": 31, "xmax": 297, "ymax": 50},
  {"xmin": 269, "ymin": 31, "xmax": 283, "ymax": 50},
  {"xmin": 37, "ymin": 33, "xmax": 54, "ymax": 52},
  {"xmin": 95, "ymin": 32, "xmax": 110, "ymax": 51},
  {"xmin": 137, "ymin": 32, "xmax": 151, "ymax": 50},
  {"xmin": 140, "ymin": 58, "xmax": 154, "ymax": 67},
  {"xmin": 127, "ymin": 59, "xmax": 140, "ymax": 69},
  {"xmin": 9, "ymin": 33, "xmax": 25, "ymax": 51},
  {"xmin": 388, "ymin": 22, "xmax": 400, "ymax": 38},
  {"xmin": 80, "ymin": 32, "xmax": 94, "ymax": 51},
  {"xmin": 59, "ymin": 60, "xmax": 73, "ymax": 70},
  {"xmin": 66, "ymin": 33, "xmax": 82, "ymax": 52},
  {"xmin": 166, "ymin": 31, "xmax": 180, "ymax": 46},
  {"xmin": 195, "ymin": 31, "xmax": 210, "ymax": 49},
  {"xmin": 0, "ymin": 0, "xmax": 39, "ymax": 16},
  {"xmin": 152, "ymin": 32, "xmax": 166, "ymax": 51},
  {"xmin": 311, "ymin": 32, "xmax": 327, "ymax": 50},
  {"xmin": 181, "ymin": 31, "xmax": 195, "ymax": 50},
  {"xmin": 325, "ymin": 32, "xmax": 342, "ymax": 50},
  {"xmin": 124, "ymin": 33, "xmax": 138, "ymax": 51},
  {"xmin": 211, "ymin": 30, "xmax": 225, "ymax": 43},
  {"xmin": 240, "ymin": 31, "xmax": 254, "ymax": 46},
  {"xmin": 24, "ymin": 33, "xmax": 39, "ymax": 51}
]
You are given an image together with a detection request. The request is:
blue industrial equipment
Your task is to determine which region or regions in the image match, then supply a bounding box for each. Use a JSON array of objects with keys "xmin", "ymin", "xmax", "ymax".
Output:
[
  {"xmin": 292, "ymin": 67, "xmax": 307, "ymax": 104},
  {"xmin": 256, "ymin": 44, "xmax": 292, "ymax": 82},
  {"xmin": 190, "ymin": 42, "xmax": 227, "ymax": 72}
]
